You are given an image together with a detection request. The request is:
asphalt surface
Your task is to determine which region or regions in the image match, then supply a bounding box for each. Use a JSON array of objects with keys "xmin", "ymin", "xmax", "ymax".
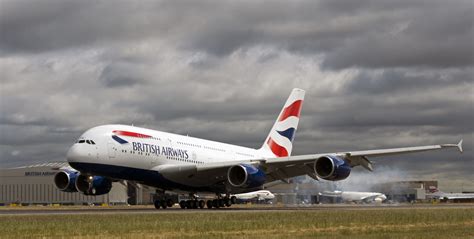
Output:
[{"xmin": 1, "ymin": 204, "xmax": 473, "ymax": 215}]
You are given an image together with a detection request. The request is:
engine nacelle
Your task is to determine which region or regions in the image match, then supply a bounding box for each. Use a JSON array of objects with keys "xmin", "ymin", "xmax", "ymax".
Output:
[
  {"xmin": 54, "ymin": 170, "xmax": 78, "ymax": 192},
  {"xmin": 227, "ymin": 164, "xmax": 266, "ymax": 188},
  {"xmin": 75, "ymin": 174, "xmax": 112, "ymax": 195},
  {"xmin": 314, "ymin": 155, "xmax": 351, "ymax": 181}
]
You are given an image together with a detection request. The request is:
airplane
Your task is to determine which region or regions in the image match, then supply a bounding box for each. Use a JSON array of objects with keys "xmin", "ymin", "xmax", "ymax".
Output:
[
  {"xmin": 53, "ymin": 88, "xmax": 463, "ymax": 209},
  {"xmin": 319, "ymin": 190, "xmax": 387, "ymax": 204},
  {"xmin": 426, "ymin": 186, "xmax": 474, "ymax": 201},
  {"xmin": 233, "ymin": 190, "xmax": 275, "ymax": 204}
]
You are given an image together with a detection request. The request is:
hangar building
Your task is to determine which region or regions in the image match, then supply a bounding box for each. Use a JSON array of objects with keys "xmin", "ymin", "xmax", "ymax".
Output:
[
  {"xmin": 373, "ymin": 180, "xmax": 438, "ymax": 202},
  {"xmin": 0, "ymin": 162, "xmax": 128, "ymax": 205}
]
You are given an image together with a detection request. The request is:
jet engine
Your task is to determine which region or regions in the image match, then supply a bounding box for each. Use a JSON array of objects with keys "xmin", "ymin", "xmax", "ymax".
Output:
[
  {"xmin": 227, "ymin": 164, "xmax": 266, "ymax": 188},
  {"xmin": 54, "ymin": 170, "xmax": 78, "ymax": 192},
  {"xmin": 314, "ymin": 155, "xmax": 351, "ymax": 181},
  {"xmin": 75, "ymin": 174, "xmax": 112, "ymax": 195}
]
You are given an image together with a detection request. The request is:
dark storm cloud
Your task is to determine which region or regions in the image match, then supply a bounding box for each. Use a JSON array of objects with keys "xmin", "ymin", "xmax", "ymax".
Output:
[
  {"xmin": 304, "ymin": 68, "xmax": 474, "ymax": 132},
  {"xmin": 345, "ymin": 69, "xmax": 473, "ymax": 95},
  {"xmin": 100, "ymin": 62, "xmax": 147, "ymax": 87},
  {"xmin": 1, "ymin": 0, "xmax": 473, "ymax": 69},
  {"xmin": 0, "ymin": 0, "xmax": 167, "ymax": 54}
]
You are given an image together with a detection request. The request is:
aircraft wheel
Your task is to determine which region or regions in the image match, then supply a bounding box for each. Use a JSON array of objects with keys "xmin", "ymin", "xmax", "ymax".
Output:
[
  {"xmin": 230, "ymin": 196, "xmax": 237, "ymax": 204},
  {"xmin": 198, "ymin": 200, "xmax": 205, "ymax": 209},
  {"xmin": 179, "ymin": 200, "xmax": 186, "ymax": 209},
  {"xmin": 161, "ymin": 201, "xmax": 167, "ymax": 209},
  {"xmin": 206, "ymin": 200, "xmax": 213, "ymax": 209},
  {"xmin": 212, "ymin": 199, "xmax": 219, "ymax": 208},
  {"xmin": 166, "ymin": 199, "xmax": 174, "ymax": 207},
  {"xmin": 218, "ymin": 199, "xmax": 225, "ymax": 208},
  {"xmin": 185, "ymin": 200, "xmax": 192, "ymax": 209},
  {"xmin": 193, "ymin": 200, "xmax": 199, "ymax": 209},
  {"xmin": 154, "ymin": 200, "xmax": 161, "ymax": 209},
  {"xmin": 224, "ymin": 198, "xmax": 231, "ymax": 207}
]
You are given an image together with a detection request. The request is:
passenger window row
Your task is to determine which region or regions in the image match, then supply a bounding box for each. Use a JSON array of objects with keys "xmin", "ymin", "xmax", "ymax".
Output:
[
  {"xmin": 177, "ymin": 141, "xmax": 202, "ymax": 148},
  {"xmin": 177, "ymin": 141, "xmax": 226, "ymax": 152},
  {"xmin": 166, "ymin": 156, "xmax": 203, "ymax": 164},
  {"xmin": 236, "ymin": 152, "xmax": 255, "ymax": 157},
  {"xmin": 203, "ymin": 145, "xmax": 225, "ymax": 152}
]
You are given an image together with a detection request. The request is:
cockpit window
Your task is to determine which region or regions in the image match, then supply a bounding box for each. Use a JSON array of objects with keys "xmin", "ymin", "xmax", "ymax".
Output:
[{"xmin": 77, "ymin": 139, "xmax": 95, "ymax": 144}]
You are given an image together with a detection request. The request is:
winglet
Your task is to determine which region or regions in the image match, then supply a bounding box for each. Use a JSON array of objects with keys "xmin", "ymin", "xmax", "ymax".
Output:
[
  {"xmin": 441, "ymin": 139, "xmax": 463, "ymax": 153},
  {"xmin": 457, "ymin": 139, "xmax": 463, "ymax": 153}
]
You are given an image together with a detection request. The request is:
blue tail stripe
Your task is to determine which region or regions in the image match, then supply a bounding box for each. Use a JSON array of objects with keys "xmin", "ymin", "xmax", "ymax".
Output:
[
  {"xmin": 277, "ymin": 128, "xmax": 296, "ymax": 142},
  {"xmin": 112, "ymin": 135, "xmax": 128, "ymax": 144}
]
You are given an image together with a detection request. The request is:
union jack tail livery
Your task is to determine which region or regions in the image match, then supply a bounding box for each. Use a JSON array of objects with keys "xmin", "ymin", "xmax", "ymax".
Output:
[{"xmin": 259, "ymin": 88, "xmax": 305, "ymax": 157}]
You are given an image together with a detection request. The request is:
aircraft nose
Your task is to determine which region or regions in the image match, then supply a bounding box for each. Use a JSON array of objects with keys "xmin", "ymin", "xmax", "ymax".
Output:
[{"xmin": 66, "ymin": 145, "xmax": 87, "ymax": 163}]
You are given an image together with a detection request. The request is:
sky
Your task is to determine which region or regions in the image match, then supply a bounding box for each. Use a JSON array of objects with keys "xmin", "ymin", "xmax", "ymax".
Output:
[{"xmin": 1, "ymin": 0, "xmax": 473, "ymax": 192}]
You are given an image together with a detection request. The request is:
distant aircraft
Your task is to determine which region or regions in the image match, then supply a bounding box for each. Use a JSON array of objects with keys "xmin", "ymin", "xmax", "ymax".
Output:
[
  {"xmin": 426, "ymin": 186, "xmax": 474, "ymax": 201},
  {"xmin": 319, "ymin": 190, "xmax": 387, "ymax": 203},
  {"xmin": 54, "ymin": 88, "xmax": 463, "ymax": 209},
  {"xmin": 233, "ymin": 190, "xmax": 275, "ymax": 203}
]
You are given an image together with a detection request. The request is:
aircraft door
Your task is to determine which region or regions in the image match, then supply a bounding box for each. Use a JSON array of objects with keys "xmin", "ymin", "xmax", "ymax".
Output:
[
  {"xmin": 151, "ymin": 148, "xmax": 158, "ymax": 166},
  {"xmin": 108, "ymin": 142, "xmax": 116, "ymax": 159}
]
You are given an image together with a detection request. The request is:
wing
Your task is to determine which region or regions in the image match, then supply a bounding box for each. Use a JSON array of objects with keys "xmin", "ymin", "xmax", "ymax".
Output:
[
  {"xmin": 261, "ymin": 140, "xmax": 462, "ymax": 183},
  {"xmin": 155, "ymin": 140, "xmax": 462, "ymax": 187}
]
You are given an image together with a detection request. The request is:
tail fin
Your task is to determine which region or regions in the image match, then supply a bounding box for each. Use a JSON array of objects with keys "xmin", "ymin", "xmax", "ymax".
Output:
[
  {"xmin": 428, "ymin": 186, "xmax": 439, "ymax": 193},
  {"xmin": 259, "ymin": 88, "xmax": 305, "ymax": 157}
]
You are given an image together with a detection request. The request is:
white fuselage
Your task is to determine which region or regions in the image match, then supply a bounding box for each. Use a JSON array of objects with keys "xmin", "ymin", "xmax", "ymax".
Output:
[
  {"xmin": 234, "ymin": 190, "xmax": 275, "ymax": 200},
  {"xmin": 426, "ymin": 191, "xmax": 474, "ymax": 200},
  {"xmin": 320, "ymin": 191, "xmax": 387, "ymax": 203},
  {"xmin": 67, "ymin": 124, "xmax": 271, "ymax": 191}
]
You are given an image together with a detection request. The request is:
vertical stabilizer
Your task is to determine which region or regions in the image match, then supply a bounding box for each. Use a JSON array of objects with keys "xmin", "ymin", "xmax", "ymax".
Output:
[{"xmin": 259, "ymin": 88, "xmax": 305, "ymax": 157}]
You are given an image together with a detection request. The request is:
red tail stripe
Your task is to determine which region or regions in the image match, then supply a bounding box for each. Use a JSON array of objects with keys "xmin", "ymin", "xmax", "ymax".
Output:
[
  {"xmin": 113, "ymin": 130, "xmax": 152, "ymax": 138},
  {"xmin": 267, "ymin": 138, "xmax": 289, "ymax": 157},
  {"xmin": 278, "ymin": 100, "xmax": 303, "ymax": 122}
]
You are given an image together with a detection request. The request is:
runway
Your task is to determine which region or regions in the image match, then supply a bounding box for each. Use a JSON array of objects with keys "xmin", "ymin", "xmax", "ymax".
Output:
[{"xmin": 1, "ymin": 203, "xmax": 473, "ymax": 215}]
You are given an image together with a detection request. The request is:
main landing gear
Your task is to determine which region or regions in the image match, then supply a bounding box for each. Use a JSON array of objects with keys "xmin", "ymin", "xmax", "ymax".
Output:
[
  {"xmin": 153, "ymin": 192, "xmax": 238, "ymax": 210},
  {"xmin": 153, "ymin": 198, "xmax": 174, "ymax": 209},
  {"xmin": 179, "ymin": 199, "xmax": 205, "ymax": 209},
  {"xmin": 179, "ymin": 194, "xmax": 237, "ymax": 210},
  {"xmin": 153, "ymin": 189, "xmax": 174, "ymax": 209}
]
